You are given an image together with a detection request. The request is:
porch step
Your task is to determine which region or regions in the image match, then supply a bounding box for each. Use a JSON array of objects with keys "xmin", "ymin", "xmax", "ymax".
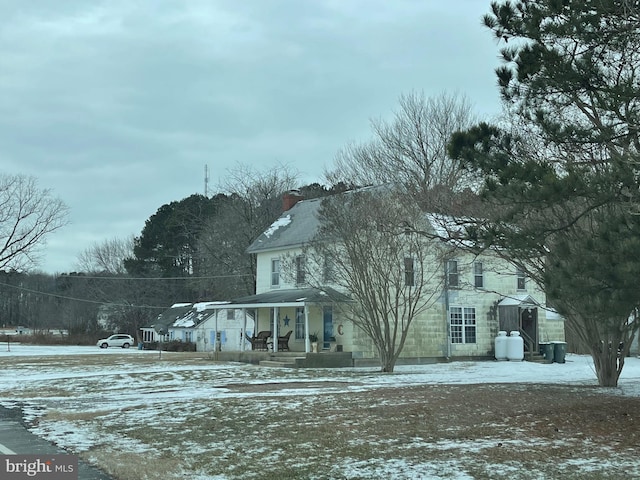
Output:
[
  {"xmin": 526, "ymin": 352, "xmax": 548, "ymax": 363},
  {"xmin": 260, "ymin": 356, "xmax": 306, "ymax": 368}
]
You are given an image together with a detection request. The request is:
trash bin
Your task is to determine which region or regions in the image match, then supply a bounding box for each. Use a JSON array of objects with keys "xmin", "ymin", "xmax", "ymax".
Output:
[
  {"xmin": 552, "ymin": 341, "xmax": 567, "ymax": 363},
  {"xmin": 538, "ymin": 342, "xmax": 547, "ymax": 356},
  {"xmin": 138, "ymin": 342, "xmax": 144, "ymax": 350},
  {"xmin": 541, "ymin": 342, "xmax": 554, "ymax": 363}
]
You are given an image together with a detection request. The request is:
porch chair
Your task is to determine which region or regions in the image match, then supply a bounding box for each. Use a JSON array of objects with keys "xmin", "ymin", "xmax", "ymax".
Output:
[
  {"xmin": 277, "ymin": 331, "xmax": 292, "ymax": 351},
  {"xmin": 248, "ymin": 330, "xmax": 272, "ymax": 351}
]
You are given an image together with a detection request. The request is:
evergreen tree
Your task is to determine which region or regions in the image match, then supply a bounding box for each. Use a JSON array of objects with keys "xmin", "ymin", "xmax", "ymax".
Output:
[{"xmin": 448, "ymin": 0, "xmax": 640, "ymax": 386}]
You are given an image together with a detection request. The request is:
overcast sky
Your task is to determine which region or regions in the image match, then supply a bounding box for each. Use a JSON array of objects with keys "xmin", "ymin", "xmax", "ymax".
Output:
[{"xmin": 1, "ymin": 0, "xmax": 504, "ymax": 274}]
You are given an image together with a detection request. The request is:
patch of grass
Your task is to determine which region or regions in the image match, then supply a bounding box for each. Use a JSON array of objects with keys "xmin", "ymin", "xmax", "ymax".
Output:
[
  {"xmin": 44, "ymin": 410, "xmax": 113, "ymax": 422},
  {"xmin": 85, "ymin": 448, "xmax": 181, "ymax": 480},
  {"xmin": 3, "ymin": 387, "xmax": 73, "ymax": 398},
  {"xmin": 3, "ymin": 354, "xmax": 640, "ymax": 479}
]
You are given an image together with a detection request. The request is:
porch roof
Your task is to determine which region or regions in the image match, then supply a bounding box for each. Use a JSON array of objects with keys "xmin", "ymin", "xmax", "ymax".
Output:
[
  {"xmin": 229, "ymin": 287, "xmax": 352, "ymax": 309},
  {"xmin": 498, "ymin": 294, "xmax": 539, "ymax": 307}
]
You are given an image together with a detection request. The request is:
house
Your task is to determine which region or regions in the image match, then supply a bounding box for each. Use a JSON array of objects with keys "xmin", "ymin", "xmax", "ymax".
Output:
[
  {"xmin": 231, "ymin": 193, "xmax": 354, "ymax": 357},
  {"xmin": 141, "ymin": 302, "xmax": 255, "ymax": 352},
  {"xmin": 0, "ymin": 326, "xmax": 68, "ymax": 337},
  {"xmin": 141, "ymin": 303, "xmax": 193, "ymax": 343},
  {"xmin": 231, "ymin": 189, "xmax": 564, "ymax": 365},
  {"xmin": 170, "ymin": 302, "xmax": 255, "ymax": 352}
]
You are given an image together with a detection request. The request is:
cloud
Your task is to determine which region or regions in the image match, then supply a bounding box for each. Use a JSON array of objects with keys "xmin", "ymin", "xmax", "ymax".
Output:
[{"xmin": 0, "ymin": 0, "xmax": 502, "ymax": 273}]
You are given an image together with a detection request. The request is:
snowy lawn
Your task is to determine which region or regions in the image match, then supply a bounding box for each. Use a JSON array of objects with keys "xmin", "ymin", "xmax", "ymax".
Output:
[{"xmin": 1, "ymin": 344, "xmax": 639, "ymax": 479}]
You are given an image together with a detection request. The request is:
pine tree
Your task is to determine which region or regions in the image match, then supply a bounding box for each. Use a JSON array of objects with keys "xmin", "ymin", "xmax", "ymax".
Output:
[{"xmin": 449, "ymin": 0, "xmax": 640, "ymax": 386}]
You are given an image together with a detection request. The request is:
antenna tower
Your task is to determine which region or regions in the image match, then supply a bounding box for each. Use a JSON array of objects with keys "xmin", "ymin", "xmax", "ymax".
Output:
[{"xmin": 204, "ymin": 164, "xmax": 210, "ymax": 197}]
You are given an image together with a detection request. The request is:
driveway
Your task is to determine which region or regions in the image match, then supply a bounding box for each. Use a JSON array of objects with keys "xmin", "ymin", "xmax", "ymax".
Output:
[{"xmin": 0, "ymin": 406, "xmax": 113, "ymax": 480}]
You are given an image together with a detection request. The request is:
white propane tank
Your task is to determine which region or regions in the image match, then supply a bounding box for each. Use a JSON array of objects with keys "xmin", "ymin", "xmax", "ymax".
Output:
[
  {"xmin": 495, "ymin": 331, "xmax": 508, "ymax": 361},
  {"xmin": 506, "ymin": 331, "xmax": 524, "ymax": 361}
]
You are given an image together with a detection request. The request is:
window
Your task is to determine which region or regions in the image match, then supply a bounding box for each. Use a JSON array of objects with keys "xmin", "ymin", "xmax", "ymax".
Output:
[
  {"xmin": 474, "ymin": 262, "xmax": 484, "ymax": 288},
  {"xmin": 227, "ymin": 309, "xmax": 235, "ymax": 320},
  {"xmin": 185, "ymin": 330, "xmax": 192, "ymax": 342},
  {"xmin": 323, "ymin": 255, "xmax": 335, "ymax": 283},
  {"xmin": 271, "ymin": 258, "xmax": 280, "ymax": 287},
  {"xmin": 450, "ymin": 307, "xmax": 476, "ymax": 344},
  {"xmin": 295, "ymin": 307, "xmax": 305, "ymax": 340},
  {"xmin": 447, "ymin": 260, "xmax": 459, "ymax": 287},
  {"xmin": 516, "ymin": 267, "xmax": 526, "ymax": 290},
  {"xmin": 295, "ymin": 255, "xmax": 306, "ymax": 285},
  {"xmin": 404, "ymin": 257, "xmax": 415, "ymax": 286}
]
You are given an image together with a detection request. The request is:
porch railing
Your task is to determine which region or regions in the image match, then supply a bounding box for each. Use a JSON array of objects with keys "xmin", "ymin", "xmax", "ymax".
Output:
[{"xmin": 519, "ymin": 329, "xmax": 536, "ymax": 361}]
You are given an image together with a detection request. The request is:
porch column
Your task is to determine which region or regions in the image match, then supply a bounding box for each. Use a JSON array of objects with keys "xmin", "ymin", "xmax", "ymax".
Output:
[
  {"xmin": 304, "ymin": 305, "xmax": 310, "ymax": 353},
  {"xmin": 273, "ymin": 307, "xmax": 279, "ymax": 352},
  {"xmin": 241, "ymin": 308, "xmax": 247, "ymax": 352}
]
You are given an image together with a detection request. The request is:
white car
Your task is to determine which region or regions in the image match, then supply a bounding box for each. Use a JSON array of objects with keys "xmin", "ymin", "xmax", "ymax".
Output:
[{"xmin": 97, "ymin": 334, "xmax": 135, "ymax": 349}]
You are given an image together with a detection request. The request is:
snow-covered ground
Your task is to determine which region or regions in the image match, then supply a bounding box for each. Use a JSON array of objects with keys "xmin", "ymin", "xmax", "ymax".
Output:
[
  {"xmin": 2, "ymin": 344, "xmax": 640, "ymax": 392},
  {"xmin": 0, "ymin": 344, "xmax": 156, "ymax": 357},
  {"xmin": 1, "ymin": 344, "xmax": 639, "ymax": 479}
]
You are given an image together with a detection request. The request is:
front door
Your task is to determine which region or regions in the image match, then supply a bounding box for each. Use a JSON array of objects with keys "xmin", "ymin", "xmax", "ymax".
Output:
[
  {"xmin": 520, "ymin": 307, "xmax": 538, "ymax": 352},
  {"xmin": 323, "ymin": 306, "xmax": 333, "ymax": 350}
]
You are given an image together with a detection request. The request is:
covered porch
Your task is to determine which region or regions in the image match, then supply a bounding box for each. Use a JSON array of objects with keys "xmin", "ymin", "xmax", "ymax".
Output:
[
  {"xmin": 498, "ymin": 294, "xmax": 540, "ymax": 354},
  {"xmin": 229, "ymin": 287, "xmax": 352, "ymax": 355}
]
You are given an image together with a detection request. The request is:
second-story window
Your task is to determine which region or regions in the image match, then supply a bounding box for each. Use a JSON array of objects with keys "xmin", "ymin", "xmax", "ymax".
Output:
[
  {"xmin": 323, "ymin": 255, "xmax": 335, "ymax": 284},
  {"xmin": 295, "ymin": 255, "xmax": 306, "ymax": 285},
  {"xmin": 271, "ymin": 258, "xmax": 280, "ymax": 287},
  {"xmin": 474, "ymin": 262, "xmax": 484, "ymax": 288},
  {"xmin": 516, "ymin": 267, "xmax": 526, "ymax": 290},
  {"xmin": 404, "ymin": 257, "xmax": 415, "ymax": 287},
  {"xmin": 447, "ymin": 260, "xmax": 459, "ymax": 287}
]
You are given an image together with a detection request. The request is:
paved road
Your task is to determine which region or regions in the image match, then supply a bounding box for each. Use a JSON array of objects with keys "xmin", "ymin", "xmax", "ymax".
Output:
[{"xmin": 0, "ymin": 406, "xmax": 113, "ymax": 479}]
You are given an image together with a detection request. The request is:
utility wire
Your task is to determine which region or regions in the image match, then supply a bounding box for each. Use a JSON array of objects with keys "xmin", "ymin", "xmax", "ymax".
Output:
[
  {"xmin": 0, "ymin": 281, "xmax": 168, "ymax": 310},
  {"xmin": 53, "ymin": 273, "xmax": 254, "ymax": 281}
]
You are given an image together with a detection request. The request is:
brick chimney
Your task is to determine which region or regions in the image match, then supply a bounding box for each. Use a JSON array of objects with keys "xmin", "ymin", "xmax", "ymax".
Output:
[{"xmin": 282, "ymin": 190, "xmax": 303, "ymax": 211}]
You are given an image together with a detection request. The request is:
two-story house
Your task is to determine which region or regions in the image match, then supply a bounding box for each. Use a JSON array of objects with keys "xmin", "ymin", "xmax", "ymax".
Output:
[{"xmin": 228, "ymin": 190, "xmax": 565, "ymax": 365}]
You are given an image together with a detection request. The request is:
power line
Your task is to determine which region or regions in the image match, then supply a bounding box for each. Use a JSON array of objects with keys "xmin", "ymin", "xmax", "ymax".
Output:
[
  {"xmin": 0, "ymin": 281, "xmax": 167, "ymax": 310},
  {"xmin": 53, "ymin": 273, "xmax": 253, "ymax": 281}
]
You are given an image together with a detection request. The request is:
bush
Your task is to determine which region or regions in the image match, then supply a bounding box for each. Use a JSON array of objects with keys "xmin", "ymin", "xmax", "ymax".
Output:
[{"xmin": 142, "ymin": 340, "xmax": 196, "ymax": 352}]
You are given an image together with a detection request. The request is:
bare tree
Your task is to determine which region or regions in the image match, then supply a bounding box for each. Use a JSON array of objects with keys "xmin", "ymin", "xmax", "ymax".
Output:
[
  {"xmin": 76, "ymin": 236, "xmax": 135, "ymax": 274},
  {"xmin": 198, "ymin": 163, "xmax": 299, "ymax": 294},
  {"xmin": 325, "ymin": 91, "xmax": 479, "ymax": 197},
  {"xmin": 308, "ymin": 187, "xmax": 444, "ymax": 372},
  {"xmin": 72, "ymin": 235, "xmax": 167, "ymax": 337},
  {"xmin": 0, "ymin": 174, "xmax": 69, "ymax": 271}
]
